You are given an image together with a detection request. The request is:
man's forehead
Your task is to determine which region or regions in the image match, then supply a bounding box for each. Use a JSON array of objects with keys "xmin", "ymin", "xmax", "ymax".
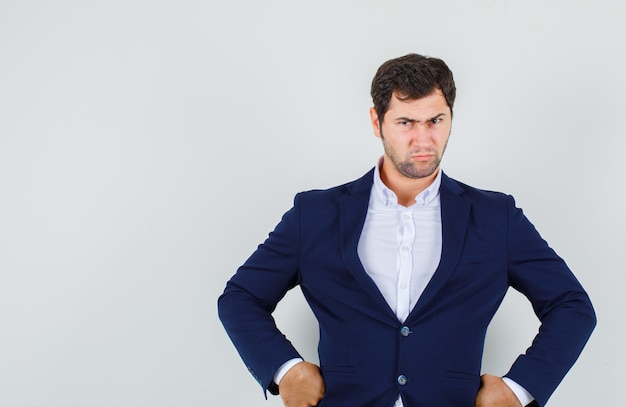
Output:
[{"xmin": 387, "ymin": 89, "xmax": 449, "ymax": 116}]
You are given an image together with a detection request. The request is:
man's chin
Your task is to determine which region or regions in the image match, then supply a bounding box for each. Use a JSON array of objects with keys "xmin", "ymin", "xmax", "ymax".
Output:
[{"xmin": 398, "ymin": 163, "xmax": 439, "ymax": 179}]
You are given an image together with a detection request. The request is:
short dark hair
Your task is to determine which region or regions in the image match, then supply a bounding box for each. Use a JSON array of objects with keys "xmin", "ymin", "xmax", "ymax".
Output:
[{"xmin": 370, "ymin": 53, "xmax": 456, "ymax": 121}]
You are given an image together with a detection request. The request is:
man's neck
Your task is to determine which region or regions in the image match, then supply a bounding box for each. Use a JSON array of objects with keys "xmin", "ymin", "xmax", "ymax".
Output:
[{"xmin": 379, "ymin": 165, "xmax": 439, "ymax": 207}]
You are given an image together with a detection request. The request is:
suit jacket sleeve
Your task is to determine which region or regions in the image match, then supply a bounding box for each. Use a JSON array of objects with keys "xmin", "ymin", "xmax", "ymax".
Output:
[
  {"xmin": 217, "ymin": 194, "xmax": 304, "ymax": 396},
  {"xmin": 503, "ymin": 195, "xmax": 596, "ymax": 406}
]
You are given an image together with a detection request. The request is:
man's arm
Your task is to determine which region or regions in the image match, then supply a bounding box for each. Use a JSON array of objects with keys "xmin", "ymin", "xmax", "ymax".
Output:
[
  {"xmin": 218, "ymin": 197, "xmax": 306, "ymax": 396},
  {"xmin": 503, "ymin": 195, "xmax": 596, "ymax": 405}
]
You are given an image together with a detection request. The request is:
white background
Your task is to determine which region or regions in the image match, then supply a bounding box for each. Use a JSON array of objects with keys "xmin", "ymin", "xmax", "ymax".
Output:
[{"xmin": 1, "ymin": 1, "xmax": 624, "ymax": 406}]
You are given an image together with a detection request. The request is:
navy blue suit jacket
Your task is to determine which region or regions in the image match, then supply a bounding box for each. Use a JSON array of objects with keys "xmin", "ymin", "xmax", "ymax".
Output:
[{"xmin": 218, "ymin": 170, "xmax": 595, "ymax": 407}]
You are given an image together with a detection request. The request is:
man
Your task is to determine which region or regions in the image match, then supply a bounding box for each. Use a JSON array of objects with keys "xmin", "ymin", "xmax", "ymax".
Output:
[{"xmin": 218, "ymin": 54, "xmax": 596, "ymax": 407}]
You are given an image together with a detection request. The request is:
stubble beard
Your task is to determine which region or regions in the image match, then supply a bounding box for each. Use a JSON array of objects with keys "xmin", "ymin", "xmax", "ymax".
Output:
[{"xmin": 381, "ymin": 133, "xmax": 447, "ymax": 179}]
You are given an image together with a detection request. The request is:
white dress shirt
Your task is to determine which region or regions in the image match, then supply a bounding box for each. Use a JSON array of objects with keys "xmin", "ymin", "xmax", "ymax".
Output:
[
  {"xmin": 357, "ymin": 159, "xmax": 442, "ymax": 324},
  {"xmin": 275, "ymin": 159, "xmax": 533, "ymax": 406}
]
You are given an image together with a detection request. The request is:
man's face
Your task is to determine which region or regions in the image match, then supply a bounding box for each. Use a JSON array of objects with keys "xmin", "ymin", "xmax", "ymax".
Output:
[{"xmin": 370, "ymin": 90, "xmax": 452, "ymax": 179}]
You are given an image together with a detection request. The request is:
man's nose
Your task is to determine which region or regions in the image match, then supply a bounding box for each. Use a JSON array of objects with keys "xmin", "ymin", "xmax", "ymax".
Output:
[{"xmin": 410, "ymin": 124, "xmax": 431, "ymax": 146}]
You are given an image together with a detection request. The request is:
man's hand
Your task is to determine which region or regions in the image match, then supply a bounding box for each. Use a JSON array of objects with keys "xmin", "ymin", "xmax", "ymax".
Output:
[
  {"xmin": 475, "ymin": 374, "xmax": 523, "ymax": 407},
  {"xmin": 279, "ymin": 361, "xmax": 325, "ymax": 407}
]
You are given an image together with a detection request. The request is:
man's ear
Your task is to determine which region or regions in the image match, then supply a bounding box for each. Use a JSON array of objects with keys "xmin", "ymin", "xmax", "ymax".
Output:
[{"xmin": 369, "ymin": 107, "xmax": 381, "ymax": 138}]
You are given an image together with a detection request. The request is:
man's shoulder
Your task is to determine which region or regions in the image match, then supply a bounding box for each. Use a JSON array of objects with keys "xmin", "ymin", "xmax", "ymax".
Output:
[
  {"xmin": 296, "ymin": 168, "xmax": 375, "ymax": 201},
  {"xmin": 443, "ymin": 173, "xmax": 511, "ymax": 204}
]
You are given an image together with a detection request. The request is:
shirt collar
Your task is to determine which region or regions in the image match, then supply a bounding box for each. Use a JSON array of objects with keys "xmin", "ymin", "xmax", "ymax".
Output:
[{"xmin": 372, "ymin": 156, "xmax": 442, "ymax": 207}]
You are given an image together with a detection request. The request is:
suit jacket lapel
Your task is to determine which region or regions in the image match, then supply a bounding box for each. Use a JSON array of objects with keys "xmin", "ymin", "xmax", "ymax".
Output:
[
  {"xmin": 339, "ymin": 169, "xmax": 399, "ymax": 324},
  {"xmin": 406, "ymin": 173, "xmax": 471, "ymax": 323}
]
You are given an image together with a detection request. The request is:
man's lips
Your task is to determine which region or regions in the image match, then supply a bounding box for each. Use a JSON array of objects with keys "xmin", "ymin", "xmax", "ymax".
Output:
[{"xmin": 410, "ymin": 153, "xmax": 435, "ymax": 161}]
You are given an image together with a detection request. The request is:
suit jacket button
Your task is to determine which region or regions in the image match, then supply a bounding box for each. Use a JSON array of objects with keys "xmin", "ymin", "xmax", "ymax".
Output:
[
  {"xmin": 400, "ymin": 326, "xmax": 411, "ymax": 336},
  {"xmin": 397, "ymin": 375, "xmax": 407, "ymax": 385}
]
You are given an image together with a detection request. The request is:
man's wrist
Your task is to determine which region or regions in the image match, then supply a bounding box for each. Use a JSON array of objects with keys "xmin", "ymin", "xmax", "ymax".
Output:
[
  {"xmin": 273, "ymin": 358, "xmax": 304, "ymax": 385},
  {"xmin": 502, "ymin": 376, "xmax": 534, "ymax": 406}
]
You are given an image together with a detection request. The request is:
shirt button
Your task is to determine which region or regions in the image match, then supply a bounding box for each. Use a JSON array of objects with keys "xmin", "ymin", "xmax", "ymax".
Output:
[
  {"xmin": 400, "ymin": 326, "xmax": 411, "ymax": 336},
  {"xmin": 400, "ymin": 282, "xmax": 407, "ymax": 289},
  {"xmin": 397, "ymin": 375, "xmax": 408, "ymax": 385},
  {"xmin": 401, "ymin": 246, "xmax": 409, "ymax": 252}
]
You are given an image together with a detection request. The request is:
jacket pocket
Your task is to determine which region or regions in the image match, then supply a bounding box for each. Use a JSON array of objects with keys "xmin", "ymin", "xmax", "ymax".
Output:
[
  {"xmin": 321, "ymin": 365, "xmax": 356, "ymax": 375},
  {"xmin": 444, "ymin": 370, "xmax": 480, "ymax": 381}
]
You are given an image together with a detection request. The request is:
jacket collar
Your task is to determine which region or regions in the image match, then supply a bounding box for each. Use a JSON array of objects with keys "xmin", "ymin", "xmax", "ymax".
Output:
[{"xmin": 406, "ymin": 173, "xmax": 471, "ymax": 324}]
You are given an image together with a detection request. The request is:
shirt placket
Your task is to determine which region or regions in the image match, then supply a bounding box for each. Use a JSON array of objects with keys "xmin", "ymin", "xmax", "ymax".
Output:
[{"xmin": 396, "ymin": 209, "xmax": 415, "ymax": 323}]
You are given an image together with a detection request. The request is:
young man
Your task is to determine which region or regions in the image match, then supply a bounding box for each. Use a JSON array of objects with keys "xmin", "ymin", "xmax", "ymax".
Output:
[{"xmin": 218, "ymin": 54, "xmax": 596, "ymax": 407}]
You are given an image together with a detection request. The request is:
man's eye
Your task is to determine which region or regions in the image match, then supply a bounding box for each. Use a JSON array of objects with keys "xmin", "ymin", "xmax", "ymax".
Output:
[
  {"xmin": 430, "ymin": 118, "xmax": 441, "ymax": 124},
  {"xmin": 399, "ymin": 121, "xmax": 411, "ymax": 126}
]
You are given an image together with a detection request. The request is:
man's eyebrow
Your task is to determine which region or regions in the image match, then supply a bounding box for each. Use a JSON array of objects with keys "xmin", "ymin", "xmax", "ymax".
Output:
[{"xmin": 394, "ymin": 113, "xmax": 447, "ymax": 122}]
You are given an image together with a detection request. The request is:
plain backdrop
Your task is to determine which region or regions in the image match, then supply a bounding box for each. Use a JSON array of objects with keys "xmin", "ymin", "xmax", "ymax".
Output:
[{"xmin": 0, "ymin": 1, "xmax": 624, "ymax": 406}]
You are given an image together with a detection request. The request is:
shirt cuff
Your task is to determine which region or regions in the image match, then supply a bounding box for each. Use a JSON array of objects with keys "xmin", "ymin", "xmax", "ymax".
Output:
[
  {"xmin": 273, "ymin": 358, "xmax": 304, "ymax": 385},
  {"xmin": 502, "ymin": 376, "xmax": 534, "ymax": 406}
]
